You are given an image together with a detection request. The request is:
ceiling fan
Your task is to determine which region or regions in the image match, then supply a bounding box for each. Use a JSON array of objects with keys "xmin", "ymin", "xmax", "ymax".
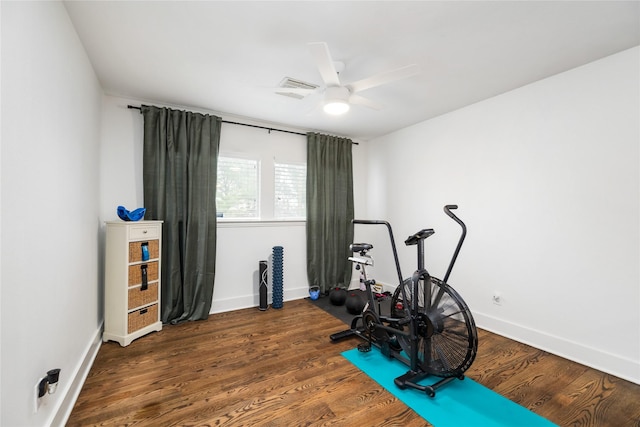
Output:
[{"xmin": 275, "ymin": 42, "xmax": 420, "ymax": 115}]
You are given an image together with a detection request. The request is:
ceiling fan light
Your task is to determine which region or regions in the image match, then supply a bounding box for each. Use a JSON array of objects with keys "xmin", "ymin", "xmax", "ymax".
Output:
[
  {"xmin": 323, "ymin": 86, "xmax": 350, "ymax": 115},
  {"xmin": 323, "ymin": 100, "xmax": 350, "ymax": 115}
]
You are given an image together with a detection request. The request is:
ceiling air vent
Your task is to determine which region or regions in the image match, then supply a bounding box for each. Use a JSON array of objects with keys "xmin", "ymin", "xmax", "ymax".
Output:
[{"xmin": 277, "ymin": 77, "xmax": 318, "ymax": 99}]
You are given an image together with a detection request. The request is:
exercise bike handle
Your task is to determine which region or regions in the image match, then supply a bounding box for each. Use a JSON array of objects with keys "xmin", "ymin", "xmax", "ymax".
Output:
[
  {"xmin": 353, "ymin": 219, "xmax": 391, "ymax": 225},
  {"xmin": 444, "ymin": 204, "xmax": 458, "ymax": 216},
  {"xmin": 442, "ymin": 204, "xmax": 467, "ymax": 284},
  {"xmin": 352, "ymin": 219, "xmax": 404, "ymax": 285}
]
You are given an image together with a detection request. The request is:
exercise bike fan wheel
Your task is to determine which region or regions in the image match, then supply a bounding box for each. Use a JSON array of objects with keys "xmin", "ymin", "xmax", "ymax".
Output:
[{"xmin": 391, "ymin": 276, "xmax": 478, "ymax": 378}]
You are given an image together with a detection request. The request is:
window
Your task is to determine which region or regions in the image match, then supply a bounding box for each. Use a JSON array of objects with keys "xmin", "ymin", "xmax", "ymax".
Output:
[
  {"xmin": 274, "ymin": 163, "xmax": 306, "ymax": 219},
  {"xmin": 216, "ymin": 157, "xmax": 259, "ymax": 219},
  {"xmin": 216, "ymin": 126, "xmax": 307, "ymax": 222}
]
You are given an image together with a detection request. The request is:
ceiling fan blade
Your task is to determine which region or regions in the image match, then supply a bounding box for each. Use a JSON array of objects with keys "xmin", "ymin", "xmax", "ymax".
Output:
[
  {"xmin": 308, "ymin": 42, "xmax": 341, "ymax": 87},
  {"xmin": 349, "ymin": 94, "xmax": 383, "ymax": 110},
  {"xmin": 349, "ymin": 64, "xmax": 420, "ymax": 93}
]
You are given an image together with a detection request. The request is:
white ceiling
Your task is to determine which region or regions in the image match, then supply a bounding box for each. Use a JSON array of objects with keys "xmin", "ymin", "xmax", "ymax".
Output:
[{"xmin": 64, "ymin": 1, "xmax": 640, "ymax": 141}]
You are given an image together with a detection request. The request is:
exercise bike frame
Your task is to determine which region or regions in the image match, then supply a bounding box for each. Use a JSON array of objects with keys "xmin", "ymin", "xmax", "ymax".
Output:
[{"xmin": 330, "ymin": 205, "xmax": 469, "ymax": 397}]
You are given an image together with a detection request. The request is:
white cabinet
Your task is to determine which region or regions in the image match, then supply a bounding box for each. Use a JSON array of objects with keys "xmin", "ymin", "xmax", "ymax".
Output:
[{"xmin": 103, "ymin": 220, "xmax": 163, "ymax": 346}]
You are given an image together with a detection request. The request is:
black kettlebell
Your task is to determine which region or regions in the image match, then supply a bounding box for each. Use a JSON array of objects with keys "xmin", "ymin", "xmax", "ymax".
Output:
[
  {"xmin": 346, "ymin": 291, "xmax": 366, "ymax": 315},
  {"xmin": 329, "ymin": 287, "xmax": 347, "ymax": 306}
]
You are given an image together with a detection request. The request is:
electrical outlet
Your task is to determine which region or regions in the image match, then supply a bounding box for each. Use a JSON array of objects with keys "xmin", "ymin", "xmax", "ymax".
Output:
[
  {"xmin": 492, "ymin": 291, "xmax": 502, "ymax": 306},
  {"xmin": 34, "ymin": 380, "xmax": 42, "ymax": 413}
]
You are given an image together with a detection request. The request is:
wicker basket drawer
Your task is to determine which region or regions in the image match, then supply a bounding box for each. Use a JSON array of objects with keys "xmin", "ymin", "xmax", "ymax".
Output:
[
  {"xmin": 128, "ymin": 304, "xmax": 158, "ymax": 334},
  {"xmin": 128, "ymin": 282, "xmax": 158, "ymax": 310},
  {"xmin": 128, "ymin": 240, "xmax": 160, "ymax": 263},
  {"xmin": 128, "ymin": 261, "xmax": 158, "ymax": 286}
]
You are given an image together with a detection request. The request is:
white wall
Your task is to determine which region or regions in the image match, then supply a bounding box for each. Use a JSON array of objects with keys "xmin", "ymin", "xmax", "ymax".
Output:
[
  {"xmin": 366, "ymin": 47, "xmax": 640, "ymax": 383},
  {"xmin": 1, "ymin": 2, "xmax": 103, "ymax": 425},
  {"xmin": 99, "ymin": 95, "xmax": 370, "ymax": 312}
]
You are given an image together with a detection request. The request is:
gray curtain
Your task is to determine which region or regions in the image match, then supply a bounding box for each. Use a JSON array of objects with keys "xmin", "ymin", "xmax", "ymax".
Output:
[
  {"xmin": 141, "ymin": 105, "xmax": 221, "ymax": 324},
  {"xmin": 306, "ymin": 132, "xmax": 354, "ymax": 294}
]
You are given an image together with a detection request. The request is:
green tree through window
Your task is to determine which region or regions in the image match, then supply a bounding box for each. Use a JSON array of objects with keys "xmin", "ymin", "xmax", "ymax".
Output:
[{"xmin": 216, "ymin": 157, "xmax": 259, "ymax": 219}]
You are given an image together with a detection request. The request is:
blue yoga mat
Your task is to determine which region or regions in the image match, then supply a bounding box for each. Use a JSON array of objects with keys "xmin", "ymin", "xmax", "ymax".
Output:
[{"xmin": 342, "ymin": 348, "xmax": 558, "ymax": 427}]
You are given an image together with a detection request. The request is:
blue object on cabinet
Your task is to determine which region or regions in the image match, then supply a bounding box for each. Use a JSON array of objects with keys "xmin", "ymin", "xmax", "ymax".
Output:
[{"xmin": 117, "ymin": 206, "xmax": 146, "ymax": 221}]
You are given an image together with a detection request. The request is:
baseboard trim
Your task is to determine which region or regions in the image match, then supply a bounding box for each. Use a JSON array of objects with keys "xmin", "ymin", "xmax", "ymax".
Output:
[
  {"xmin": 210, "ymin": 286, "xmax": 310, "ymax": 314},
  {"xmin": 474, "ymin": 312, "xmax": 640, "ymax": 385},
  {"xmin": 50, "ymin": 324, "xmax": 103, "ymax": 427}
]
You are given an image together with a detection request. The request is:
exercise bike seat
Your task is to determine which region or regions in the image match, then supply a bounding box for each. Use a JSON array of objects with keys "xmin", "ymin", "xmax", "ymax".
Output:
[
  {"xmin": 405, "ymin": 229, "xmax": 435, "ymax": 245},
  {"xmin": 350, "ymin": 243, "xmax": 373, "ymax": 253}
]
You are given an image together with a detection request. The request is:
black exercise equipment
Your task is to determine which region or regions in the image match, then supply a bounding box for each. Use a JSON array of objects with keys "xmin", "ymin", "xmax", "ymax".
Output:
[
  {"xmin": 329, "ymin": 287, "xmax": 347, "ymax": 305},
  {"xmin": 345, "ymin": 291, "xmax": 366, "ymax": 315},
  {"xmin": 330, "ymin": 205, "xmax": 478, "ymax": 397},
  {"xmin": 259, "ymin": 260, "xmax": 268, "ymax": 311}
]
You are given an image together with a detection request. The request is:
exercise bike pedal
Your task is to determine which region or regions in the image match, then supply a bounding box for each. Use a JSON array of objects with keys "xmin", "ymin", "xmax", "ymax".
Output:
[{"xmin": 357, "ymin": 342, "xmax": 372, "ymax": 352}]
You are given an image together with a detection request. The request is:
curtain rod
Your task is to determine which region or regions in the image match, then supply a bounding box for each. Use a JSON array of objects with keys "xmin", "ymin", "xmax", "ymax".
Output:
[{"xmin": 127, "ymin": 105, "xmax": 358, "ymax": 144}]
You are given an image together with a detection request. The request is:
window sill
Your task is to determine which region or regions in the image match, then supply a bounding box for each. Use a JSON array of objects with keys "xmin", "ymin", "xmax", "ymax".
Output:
[{"xmin": 217, "ymin": 219, "xmax": 305, "ymax": 228}]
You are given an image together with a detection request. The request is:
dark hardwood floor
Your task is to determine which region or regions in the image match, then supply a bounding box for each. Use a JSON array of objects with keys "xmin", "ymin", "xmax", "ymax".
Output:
[{"xmin": 67, "ymin": 299, "xmax": 640, "ymax": 426}]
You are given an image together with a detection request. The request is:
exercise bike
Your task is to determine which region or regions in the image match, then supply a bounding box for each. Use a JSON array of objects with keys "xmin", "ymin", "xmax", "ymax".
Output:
[{"xmin": 330, "ymin": 205, "xmax": 478, "ymax": 397}]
